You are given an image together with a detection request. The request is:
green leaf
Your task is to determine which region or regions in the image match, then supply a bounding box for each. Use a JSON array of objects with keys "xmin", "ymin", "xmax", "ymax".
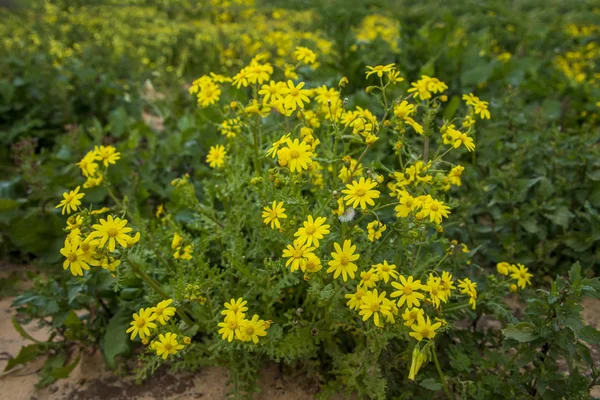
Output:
[
  {"xmin": 502, "ymin": 323, "xmax": 539, "ymax": 342},
  {"xmin": 568, "ymin": 262, "xmax": 581, "ymax": 285},
  {"xmin": 419, "ymin": 377, "xmax": 442, "ymax": 391},
  {"xmin": 578, "ymin": 325, "xmax": 600, "ymax": 345},
  {"xmin": 443, "ymin": 96, "xmax": 461, "ymax": 120},
  {"xmin": 101, "ymin": 308, "xmax": 132, "ymax": 370},
  {"xmin": 558, "ymin": 303, "xmax": 584, "ymax": 334},
  {"xmin": 51, "ymin": 353, "xmax": 81, "ymax": 379},
  {"xmin": 4, "ymin": 344, "xmax": 43, "ymax": 371},
  {"xmin": 543, "ymin": 206, "xmax": 574, "ymax": 228},
  {"xmin": 11, "ymin": 316, "xmax": 40, "ymax": 343},
  {"xmin": 37, "ymin": 352, "xmax": 67, "ymax": 387}
]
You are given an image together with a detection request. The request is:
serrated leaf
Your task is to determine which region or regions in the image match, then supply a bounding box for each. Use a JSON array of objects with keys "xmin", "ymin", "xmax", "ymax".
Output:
[{"xmin": 4, "ymin": 344, "xmax": 43, "ymax": 371}]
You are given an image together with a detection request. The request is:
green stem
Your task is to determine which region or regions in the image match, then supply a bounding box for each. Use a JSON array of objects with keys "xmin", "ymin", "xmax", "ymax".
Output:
[
  {"xmin": 432, "ymin": 253, "xmax": 450, "ymax": 274},
  {"xmin": 128, "ymin": 258, "xmax": 195, "ymax": 327},
  {"xmin": 432, "ymin": 343, "xmax": 454, "ymax": 400}
]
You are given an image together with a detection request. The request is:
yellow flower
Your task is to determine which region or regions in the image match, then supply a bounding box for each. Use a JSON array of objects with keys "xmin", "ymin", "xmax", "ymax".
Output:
[
  {"xmin": 359, "ymin": 268, "xmax": 380, "ymax": 289},
  {"xmin": 367, "ymin": 220, "xmax": 386, "ymax": 241},
  {"xmin": 409, "ymin": 315, "xmax": 442, "ymax": 341},
  {"xmin": 94, "ymin": 145, "xmax": 121, "ymax": 167},
  {"xmin": 448, "ymin": 129, "xmax": 475, "ymax": 152},
  {"xmin": 404, "ymin": 117, "xmax": 424, "ymax": 135},
  {"xmin": 66, "ymin": 215, "xmax": 83, "ymax": 231},
  {"xmin": 457, "ymin": 278, "xmax": 477, "ymax": 310},
  {"xmin": 282, "ymin": 80, "xmax": 311, "ymax": 111},
  {"xmin": 218, "ymin": 314, "xmax": 241, "ymax": 342},
  {"xmin": 365, "ymin": 64, "xmax": 395, "ymax": 78},
  {"xmin": 262, "ymin": 201, "xmax": 287, "ymax": 229},
  {"xmin": 77, "ymin": 151, "xmax": 99, "ymax": 178},
  {"xmin": 395, "ymin": 191, "xmax": 416, "ymax": 218},
  {"xmin": 154, "ymin": 332, "xmax": 185, "ymax": 359},
  {"xmin": 206, "ymin": 145, "xmax": 226, "ymax": 168},
  {"xmin": 391, "ymin": 275, "xmax": 425, "ymax": 308},
  {"xmin": 402, "ymin": 307, "xmax": 424, "ymax": 327},
  {"xmin": 60, "ymin": 236, "xmax": 91, "ymax": 276},
  {"xmin": 171, "ymin": 233, "xmax": 183, "ymax": 249},
  {"xmin": 496, "ymin": 262, "xmax": 511, "ymax": 275},
  {"xmin": 126, "ymin": 307, "xmax": 157, "ymax": 340},
  {"xmin": 373, "ymin": 260, "xmax": 398, "ymax": 283},
  {"xmin": 420, "ymin": 198, "xmax": 451, "ymax": 224},
  {"xmin": 259, "ymin": 80, "xmax": 286, "ymax": 104},
  {"xmin": 408, "ymin": 344, "xmax": 429, "ymax": 381},
  {"xmin": 345, "ymin": 287, "xmax": 367, "ymax": 311},
  {"xmin": 327, "ymin": 240, "xmax": 360, "ymax": 282},
  {"xmin": 236, "ymin": 315, "xmax": 269, "ymax": 343},
  {"xmin": 294, "ymin": 215, "xmax": 330, "ymax": 247},
  {"xmin": 393, "ymin": 100, "xmax": 415, "ymax": 119},
  {"xmin": 294, "ymin": 46, "xmax": 317, "ymax": 64},
  {"xmin": 266, "ymin": 133, "xmax": 291, "ymax": 158},
  {"xmin": 152, "ymin": 299, "xmax": 177, "ymax": 325},
  {"xmin": 439, "ymin": 271, "xmax": 456, "ymax": 299},
  {"xmin": 280, "ymin": 138, "xmax": 313, "ymax": 173},
  {"xmin": 89, "ymin": 215, "xmax": 133, "ymax": 252},
  {"xmin": 91, "ymin": 207, "xmax": 110, "ymax": 215},
  {"xmin": 510, "ymin": 263, "xmax": 532, "ymax": 289},
  {"xmin": 359, "ymin": 289, "xmax": 392, "ymax": 327},
  {"xmin": 55, "ymin": 186, "xmax": 85, "ymax": 215},
  {"xmin": 342, "ymin": 177, "xmax": 380, "ymax": 209},
  {"xmin": 282, "ymin": 239, "xmax": 316, "ymax": 272},
  {"xmin": 221, "ymin": 298, "xmax": 248, "ymax": 320},
  {"xmin": 304, "ymin": 254, "xmax": 323, "ymax": 274}
]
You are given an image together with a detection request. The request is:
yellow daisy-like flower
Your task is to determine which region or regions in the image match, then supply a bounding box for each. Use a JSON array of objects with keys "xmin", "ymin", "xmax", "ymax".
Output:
[
  {"xmin": 126, "ymin": 307, "xmax": 157, "ymax": 340},
  {"xmin": 409, "ymin": 315, "xmax": 442, "ymax": 341},
  {"xmin": 373, "ymin": 260, "xmax": 399, "ymax": 283},
  {"xmin": 345, "ymin": 287, "xmax": 367, "ymax": 311},
  {"xmin": 342, "ymin": 178, "xmax": 380, "ymax": 209},
  {"xmin": 153, "ymin": 332, "xmax": 185, "ymax": 360},
  {"xmin": 55, "ymin": 186, "xmax": 85, "ymax": 215},
  {"xmin": 282, "ymin": 240, "xmax": 316, "ymax": 272},
  {"xmin": 510, "ymin": 263, "xmax": 533, "ymax": 289},
  {"xmin": 402, "ymin": 307, "xmax": 424, "ymax": 327},
  {"xmin": 393, "ymin": 100, "xmax": 415, "ymax": 119},
  {"xmin": 496, "ymin": 262, "xmax": 511, "ymax": 275},
  {"xmin": 359, "ymin": 268, "xmax": 380, "ymax": 289},
  {"xmin": 279, "ymin": 139, "xmax": 313, "ymax": 173},
  {"xmin": 391, "ymin": 275, "xmax": 425, "ymax": 308},
  {"xmin": 304, "ymin": 254, "xmax": 323, "ymax": 274},
  {"xmin": 327, "ymin": 240, "xmax": 360, "ymax": 282},
  {"xmin": 359, "ymin": 289, "xmax": 392, "ymax": 327},
  {"xmin": 281, "ymin": 80, "xmax": 311, "ymax": 111},
  {"xmin": 152, "ymin": 299, "xmax": 177, "ymax": 325},
  {"xmin": 365, "ymin": 64, "xmax": 395, "ymax": 78},
  {"xmin": 218, "ymin": 314, "xmax": 241, "ymax": 342},
  {"xmin": 206, "ymin": 145, "xmax": 226, "ymax": 168},
  {"xmin": 221, "ymin": 298, "xmax": 248, "ymax": 319},
  {"xmin": 420, "ymin": 199, "xmax": 451, "ymax": 224},
  {"xmin": 294, "ymin": 46, "xmax": 317, "ymax": 65},
  {"xmin": 266, "ymin": 133, "xmax": 291, "ymax": 158},
  {"xmin": 89, "ymin": 215, "xmax": 133, "ymax": 252},
  {"xmin": 77, "ymin": 151, "xmax": 99, "ymax": 178},
  {"xmin": 294, "ymin": 215, "xmax": 330, "ymax": 247},
  {"xmin": 235, "ymin": 314, "xmax": 269, "ymax": 344},
  {"xmin": 94, "ymin": 145, "xmax": 121, "ymax": 167},
  {"xmin": 448, "ymin": 129, "xmax": 476, "ymax": 152},
  {"xmin": 262, "ymin": 201, "xmax": 287, "ymax": 229},
  {"xmin": 60, "ymin": 236, "xmax": 91, "ymax": 276},
  {"xmin": 366, "ymin": 220, "xmax": 386, "ymax": 242}
]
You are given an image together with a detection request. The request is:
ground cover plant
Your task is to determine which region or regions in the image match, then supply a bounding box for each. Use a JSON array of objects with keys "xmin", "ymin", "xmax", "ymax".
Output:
[{"xmin": 1, "ymin": 0, "xmax": 599, "ymax": 399}]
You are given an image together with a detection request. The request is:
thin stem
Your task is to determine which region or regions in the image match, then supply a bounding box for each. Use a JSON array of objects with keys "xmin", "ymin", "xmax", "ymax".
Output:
[
  {"xmin": 432, "ymin": 252, "xmax": 450, "ymax": 273},
  {"xmin": 127, "ymin": 258, "xmax": 196, "ymax": 327},
  {"xmin": 432, "ymin": 343, "xmax": 454, "ymax": 400}
]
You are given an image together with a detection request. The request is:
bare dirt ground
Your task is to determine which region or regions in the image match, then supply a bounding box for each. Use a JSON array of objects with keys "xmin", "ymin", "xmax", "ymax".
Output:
[{"xmin": 1, "ymin": 265, "xmax": 599, "ymax": 400}]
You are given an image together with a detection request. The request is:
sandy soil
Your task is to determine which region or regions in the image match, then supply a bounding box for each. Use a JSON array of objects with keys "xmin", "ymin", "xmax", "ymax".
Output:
[{"xmin": 1, "ymin": 266, "xmax": 598, "ymax": 399}]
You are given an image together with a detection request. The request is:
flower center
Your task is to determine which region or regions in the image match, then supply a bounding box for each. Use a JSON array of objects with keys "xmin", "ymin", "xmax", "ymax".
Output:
[
  {"xmin": 155, "ymin": 308, "xmax": 163, "ymax": 316},
  {"xmin": 422, "ymin": 328, "xmax": 432, "ymax": 338},
  {"xmin": 290, "ymin": 149, "xmax": 300, "ymax": 159},
  {"xmin": 355, "ymin": 188, "xmax": 366, "ymax": 197},
  {"xmin": 245, "ymin": 327, "xmax": 254, "ymax": 335},
  {"xmin": 164, "ymin": 343, "xmax": 173, "ymax": 351},
  {"xmin": 430, "ymin": 204, "xmax": 439, "ymax": 211},
  {"xmin": 227, "ymin": 321, "xmax": 237, "ymax": 329},
  {"xmin": 370, "ymin": 303, "xmax": 380, "ymax": 312},
  {"xmin": 305, "ymin": 225, "xmax": 316, "ymax": 235},
  {"xmin": 80, "ymin": 242, "xmax": 89, "ymax": 252},
  {"xmin": 67, "ymin": 253, "xmax": 78, "ymax": 262},
  {"xmin": 340, "ymin": 255, "xmax": 349, "ymax": 266},
  {"xmin": 136, "ymin": 318, "xmax": 146, "ymax": 328},
  {"xmin": 403, "ymin": 286, "xmax": 413, "ymax": 295},
  {"xmin": 290, "ymin": 88, "xmax": 299, "ymax": 96},
  {"xmin": 293, "ymin": 250, "xmax": 303, "ymax": 259},
  {"xmin": 107, "ymin": 227, "xmax": 119, "ymax": 237},
  {"xmin": 270, "ymin": 210, "xmax": 278, "ymax": 219}
]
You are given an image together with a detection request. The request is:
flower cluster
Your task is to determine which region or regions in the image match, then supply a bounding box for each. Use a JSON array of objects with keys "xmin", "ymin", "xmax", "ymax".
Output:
[
  {"xmin": 496, "ymin": 262, "xmax": 533, "ymax": 290},
  {"xmin": 218, "ymin": 298, "xmax": 270, "ymax": 344},
  {"xmin": 171, "ymin": 233, "xmax": 193, "ymax": 260},
  {"xmin": 76, "ymin": 145, "xmax": 121, "ymax": 189},
  {"xmin": 126, "ymin": 299, "xmax": 190, "ymax": 360}
]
